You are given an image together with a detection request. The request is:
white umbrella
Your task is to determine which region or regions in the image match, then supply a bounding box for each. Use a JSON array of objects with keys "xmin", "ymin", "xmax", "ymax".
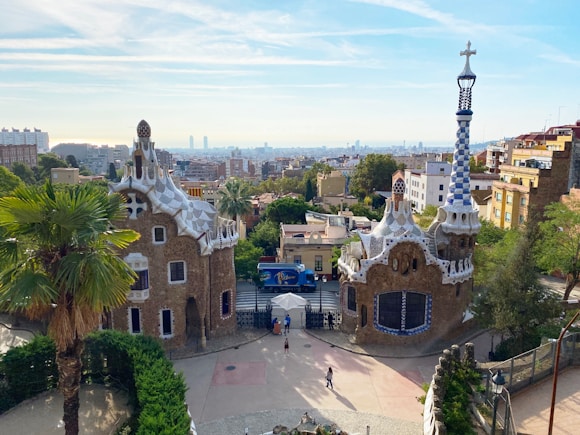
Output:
[{"xmin": 271, "ymin": 292, "xmax": 309, "ymax": 311}]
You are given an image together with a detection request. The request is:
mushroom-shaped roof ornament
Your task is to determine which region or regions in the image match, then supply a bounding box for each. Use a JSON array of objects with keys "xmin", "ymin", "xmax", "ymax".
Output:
[{"xmin": 137, "ymin": 120, "xmax": 151, "ymax": 138}]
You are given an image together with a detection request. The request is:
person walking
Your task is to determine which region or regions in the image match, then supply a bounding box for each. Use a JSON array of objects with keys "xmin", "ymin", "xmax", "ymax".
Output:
[
  {"xmin": 284, "ymin": 337, "xmax": 289, "ymax": 355},
  {"xmin": 327, "ymin": 312, "xmax": 334, "ymax": 330},
  {"xmin": 284, "ymin": 313, "xmax": 291, "ymax": 334},
  {"xmin": 325, "ymin": 367, "xmax": 333, "ymax": 389}
]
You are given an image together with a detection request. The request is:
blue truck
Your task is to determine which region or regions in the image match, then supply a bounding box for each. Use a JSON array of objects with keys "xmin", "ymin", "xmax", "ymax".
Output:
[{"xmin": 257, "ymin": 263, "xmax": 317, "ymax": 293}]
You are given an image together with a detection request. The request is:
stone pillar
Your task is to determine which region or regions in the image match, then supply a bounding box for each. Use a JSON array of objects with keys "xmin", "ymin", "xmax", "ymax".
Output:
[
  {"xmin": 200, "ymin": 324, "xmax": 207, "ymax": 349},
  {"xmin": 464, "ymin": 342, "xmax": 476, "ymax": 369},
  {"xmin": 451, "ymin": 344, "xmax": 461, "ymax": 362}
]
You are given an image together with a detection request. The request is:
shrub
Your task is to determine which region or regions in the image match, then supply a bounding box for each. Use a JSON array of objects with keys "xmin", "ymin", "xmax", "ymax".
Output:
[
  {"xmin": 0, "ymin": 335, "xmax": 57, "ymax": 410},
  {"xmin": 442, "ymin": 362, "xmax": 480, "ymax": 435},
  {"xmin": 1, "ymin": 330, "xmax": 190, "ymax": 434}
]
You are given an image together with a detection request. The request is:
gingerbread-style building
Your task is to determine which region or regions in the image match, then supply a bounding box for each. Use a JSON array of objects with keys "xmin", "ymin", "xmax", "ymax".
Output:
[
  {"xmin": 109, "ymin": 120, "xmax": 238, "ymax": 350},
  {"xmin": 338, "ymin": 42, "xmax": 480, "ymax": 345}
]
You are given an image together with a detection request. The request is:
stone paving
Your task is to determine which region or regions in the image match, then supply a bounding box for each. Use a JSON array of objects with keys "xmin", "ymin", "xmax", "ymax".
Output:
[{"xmin": 1, "ymin": 274, "xmax": 579, "ymax": 434}]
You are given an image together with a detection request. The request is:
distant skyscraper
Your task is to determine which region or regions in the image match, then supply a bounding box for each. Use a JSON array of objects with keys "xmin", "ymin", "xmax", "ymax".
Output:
[
  {"xmin": 189, "ymin": 135, "xmax": 194, "ymax": 149},
  {"xmin": 1, "ymin": 127, "xmax": 49, "ymax": 153},
  {"xmin": 203, "ymin": 136, "xmax": 208, "ymax": 150}
]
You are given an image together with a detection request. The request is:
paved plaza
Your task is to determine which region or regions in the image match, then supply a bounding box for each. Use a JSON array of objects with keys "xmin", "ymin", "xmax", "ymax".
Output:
[{"xmin": 1, "ymin": 273, "xmax": 580, "ymax": 434}]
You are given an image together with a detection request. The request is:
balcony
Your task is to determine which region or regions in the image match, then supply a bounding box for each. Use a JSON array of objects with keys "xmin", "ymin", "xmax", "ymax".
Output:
[
  {"xmin": 127, "ymin": 288, "xmax": 150, "ymax": 302},
  {"xmin": 282, "ymin": 236, "xmax": 350, "ymax": 246}
]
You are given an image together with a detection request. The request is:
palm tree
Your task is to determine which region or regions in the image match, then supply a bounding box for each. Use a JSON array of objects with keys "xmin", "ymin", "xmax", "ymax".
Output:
[
  {"xmin": 217, "ymin": 178, "xmax": 252, "ymax": 234},
  {"xmin": 0, "ymin": 182, "xmax": 140, "ymax": 435}
]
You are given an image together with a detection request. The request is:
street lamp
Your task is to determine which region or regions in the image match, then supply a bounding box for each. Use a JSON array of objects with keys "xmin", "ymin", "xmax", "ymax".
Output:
[
  {"xmin": 491, "ymin": 369, "xmax": 506, "ymax": 435},
  {"xmin": 315, "ymin": 274, "xmax": 320, "ymax": 311},
  {"xmin": 548, "ymin": 308, "xmax": 580, "ymax": 435},
  {"xmin": 320, "ymin": 275, "xmax": 327, "ymax": 312}
]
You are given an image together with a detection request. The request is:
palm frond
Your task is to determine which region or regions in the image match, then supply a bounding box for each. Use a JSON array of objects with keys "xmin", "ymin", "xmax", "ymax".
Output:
[
  {"xmin": 0, "ymin": 265, "xmax": 58, "ymax": 311},
  {"xmin": 56, "ymin": 250, "xmax": 136, "ymax": 310},
  {"xmin": 100, "ymin": 228, "xmax": 141, "ymax": 249}
]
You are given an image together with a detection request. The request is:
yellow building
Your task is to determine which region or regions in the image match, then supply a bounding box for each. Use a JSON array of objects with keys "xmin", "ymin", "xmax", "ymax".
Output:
[
  {"xmin": 279, "ymin": 215, "xmax": 349, "ymax": 279},
  {"xmin": 317, "ymin": 170, "xmax": 346, "ymax": 196},
  {"xmin": 50, "ymin": 167, "xmax": 80, "ymax": 184},
  {"xmin": 490, "ymin": 131, "xmax": 574, "ymax": 229}
]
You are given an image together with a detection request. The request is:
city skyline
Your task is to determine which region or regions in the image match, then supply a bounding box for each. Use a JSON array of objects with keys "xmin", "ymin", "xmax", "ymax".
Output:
[{"xmin": 1, "ymin": 0, "xmax": 579, "ymax": 149}]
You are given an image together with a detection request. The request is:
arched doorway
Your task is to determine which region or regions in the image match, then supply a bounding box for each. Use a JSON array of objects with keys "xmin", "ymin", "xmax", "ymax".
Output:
[{"xmin": 185, "ymin": 297, "xmax": 202, "ymax": 343}]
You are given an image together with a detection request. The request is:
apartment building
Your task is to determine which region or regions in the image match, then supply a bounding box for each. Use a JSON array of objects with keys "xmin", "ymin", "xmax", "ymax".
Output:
[
  {"xmin": 490, "ymin": 130, "xmax": 575, "ymax": 229},
  {"xmin": 0, "ymin": 127, "xmax": 42, "ymax": 168},
  {"xmin": 279, "ymin": 214, "xmax": 349, "ymax": 279}
]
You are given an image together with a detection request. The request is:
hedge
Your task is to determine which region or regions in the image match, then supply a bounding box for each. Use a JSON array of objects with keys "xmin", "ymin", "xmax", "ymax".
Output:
[{"xmin": 1, "ymin": 330, "xmax": 191, "ymax": 434}]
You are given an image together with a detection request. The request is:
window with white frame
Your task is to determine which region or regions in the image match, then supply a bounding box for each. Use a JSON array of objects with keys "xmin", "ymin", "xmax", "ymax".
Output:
[
  {"xmin": 505, "ymin": 212, "xmax": 511, "ymax": 222},
  {"xmin": 315, "ymin": 255, "xmax": 323, "ymax": 271},
  {"xmin": 495, "ymin": 208, "xmax": 500, "ymax": 218},
  {"xmin": 160, "ymin": 309, "xmax": 173, "ymax": 338},
  {"xmin": 506, "ymin": 195, "xmax": 513, "ymax": 204},
  {"xmin": 168, "ymin": 261, "xmax": 186, "ymax": 283},
  {"xmin": 152, "ymin": 226, "xmax": 166, "ymax": 244},
  {"xmin": 124, "ymin": 253, "xmax": 149, "ymax": 291},
  {"xmin": 129, "ymin": 307, "xmax": 141, "ymax": 334}
]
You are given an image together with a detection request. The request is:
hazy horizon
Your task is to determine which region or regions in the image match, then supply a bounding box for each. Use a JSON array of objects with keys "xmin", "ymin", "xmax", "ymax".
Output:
[{"xmin": 2, "ymin": 1, "xmax": 579, "ymax": 149}]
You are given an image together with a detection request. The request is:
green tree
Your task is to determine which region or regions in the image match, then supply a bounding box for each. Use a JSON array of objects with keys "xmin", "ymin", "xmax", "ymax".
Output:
[
  {"xmin": 265, "ymin": 196, "xmax": 310, "ymax": 224},
  {"xmin": 476, "ymin": 218, "xmax": 507, "ymax": 245},
  {"xmin": 350, "ymin": 154, "xmax": 398, "ymax": 199},
  {"xmin": 234, "ymin": 239, "xmax": 264, "ymax": 280},
  {"xmin": 536, "ymin": 199, "xmax": 580, "ymax": 300},
  {"xmin": 36, "ymin": 153, "xmax": 68, "ymax": 182},
  {"xmin": 304, "ymin": 178, "xmax": 315, "ymax": 202},
  {"xmin": 415, "ymin": 204, "xmax": 439, "ymax": 230},
  {"xmin": 65, "ymin": 155, "xmax": 79, "ymax": 168},
  {"xmin": 278, "ymin": 176, "xmax": 303, "ymax": 196},
  {"xmin": 0, "ymin": 166, "xmax": 24, "ymax": 196},
  {"xmin": 0, "ymin": 182, "xmax": 140, "ymax": 435},
  {"xmin": 107, "ymin": 163, "xmax": 118, "ymax": 181},
  {"xmin": 249, "ymin": 220, "xmax": 280, "ymax": 256},
  {"xmin": 472, "ymin": 223, "xmax": 560, "ymax": 357},
  {"xmin": 11, "ymin": 162, "xmax": 36, "ymax": 185},
  {"xmin": 78, "ymin": 165, "xmax": 92, "ymax": 176},
  {"xmin": 469, "ymin": 156, "xmax": 487, "ymax": 173},
  {"xmin": 347, "ymin": 202, "xmax": 383, "ymax": 221},
  {"xmin": 217, "ymin": 178, "xmax": 253, "ymax": 233}
]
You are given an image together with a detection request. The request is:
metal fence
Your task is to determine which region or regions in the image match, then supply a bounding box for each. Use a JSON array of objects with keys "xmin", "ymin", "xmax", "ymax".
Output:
[
  {"xmin": 237, "ymin": 307, "xmax": 273, "ymax": 329},
  {"xmin": 237, "ymin": 307, "xmax": 342, "ymax": 330},
  {"xmin": 484, "ymin": 332, "xmax": 580, "ymax": 434}
]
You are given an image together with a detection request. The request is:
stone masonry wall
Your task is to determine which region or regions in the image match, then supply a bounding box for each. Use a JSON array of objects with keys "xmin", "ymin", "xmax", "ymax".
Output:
[{"xmin": 351, "ymin": 241, "xmax": 471, "ymax": 345}]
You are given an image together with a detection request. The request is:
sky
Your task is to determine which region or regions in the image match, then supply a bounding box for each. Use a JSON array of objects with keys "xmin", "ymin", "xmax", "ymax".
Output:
[{"xmin": 1, "ymin": 0, "xmax": 579, "ymax": 150}]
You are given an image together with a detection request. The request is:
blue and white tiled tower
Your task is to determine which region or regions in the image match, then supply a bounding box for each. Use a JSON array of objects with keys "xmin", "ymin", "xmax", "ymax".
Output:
[
  {"xmin": 432, "ymin": 41, "xmax": 481, "ymax": 237},
  {"xmin": 336, "ymin": 42, "xmax": 481, "ymax": 347}
]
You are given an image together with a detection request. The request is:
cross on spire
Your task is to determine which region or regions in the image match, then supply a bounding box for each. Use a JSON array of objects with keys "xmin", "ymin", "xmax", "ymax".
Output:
[
  {"xmin": 460, "ymin": 40, "xmax": 476, "ymax": 60},
  {"xmin": 458, "ymin": 40, "xmax": 476, "ymax": 80}
]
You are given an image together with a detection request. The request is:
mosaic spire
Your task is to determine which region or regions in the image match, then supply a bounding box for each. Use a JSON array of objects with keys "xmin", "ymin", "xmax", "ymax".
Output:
[{"xmin": 446, "ymin": 41, "xmax": 476, "ymax": 207}]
